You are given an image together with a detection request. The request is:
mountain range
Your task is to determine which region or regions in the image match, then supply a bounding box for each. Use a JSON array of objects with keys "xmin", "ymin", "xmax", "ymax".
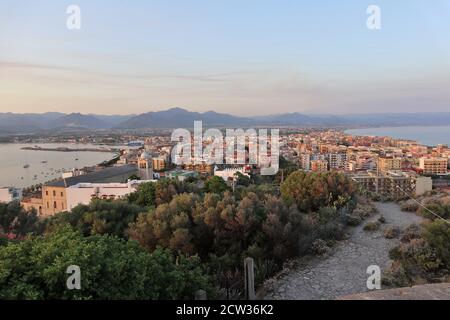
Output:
[{"xmin": 1, "ymin": 108, "xmax": 450, "ymax": 133}]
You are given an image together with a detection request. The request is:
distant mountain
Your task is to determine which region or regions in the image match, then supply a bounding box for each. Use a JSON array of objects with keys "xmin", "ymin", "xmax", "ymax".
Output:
[
  {"xmin": 52, "ymin": 113, "xmax": 108, "ymax": 129},
  {"xmin": 1, "ymin": 109, "xmax": 450, "ymax": 133},
  {"xmin": 116, "ymin": 107, "xmax": 254, "ymax": 129}
]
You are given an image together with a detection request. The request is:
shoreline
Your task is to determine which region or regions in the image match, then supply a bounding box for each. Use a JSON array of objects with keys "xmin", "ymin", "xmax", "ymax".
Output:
[{"xmin": 21, "ymin": 146, "xmax": 120, "ymax": 153}]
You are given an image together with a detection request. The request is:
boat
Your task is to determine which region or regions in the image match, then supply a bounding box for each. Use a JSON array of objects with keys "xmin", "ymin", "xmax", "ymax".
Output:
[
  {"xmin": 23, "ymin": 164, "xmax": 30, "ymax": 169},
  {"xmin": 41, "ymin": 160, "xmax": 48, "ymax": 164}
]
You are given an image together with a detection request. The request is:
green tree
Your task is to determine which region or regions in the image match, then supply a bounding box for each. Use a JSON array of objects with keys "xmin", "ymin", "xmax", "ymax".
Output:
[
  {"xmin": 0, "ymin": 201, "xmax": 43, "ymax": 237},
  {"xmin": 46, "ymin": 200, "xmax": 142, "ymax": 238},
  {"xmin": 204, "ymin": 176, "xmax": 230, "ymax": 194},
  {"xmin": 128, "ymin": 182, "xmax": 156, "ymax": 207},
  {"xmin": 0, "ymin": 227, "xmax": 212, "ymax": 300}
]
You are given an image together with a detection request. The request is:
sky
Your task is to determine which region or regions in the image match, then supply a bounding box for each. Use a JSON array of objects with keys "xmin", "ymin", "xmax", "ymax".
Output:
[{"xmin": 1, "ymin": 0, "xmax": 450, "ymax": 116}]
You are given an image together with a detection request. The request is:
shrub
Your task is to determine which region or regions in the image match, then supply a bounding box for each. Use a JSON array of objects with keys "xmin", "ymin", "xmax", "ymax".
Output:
[
  {"xmin": 401, "ymin": 224, "xmax": 421, "ymax": 243},
  {"xmin": 310, "ymin": 239, "xmax": 329, "ymax": 256},
  {"xmin": 383, "ymin": 226, "xmax": 400, "ymax": 239},
  {"xmin": 345, "ymin": 214, "xmax": 362, "ymax": 227},
  {"xmin": 400, "ymin": 200, "xmax": 419, "ymax": 212},
  {"xmin": 378, "ymin": 215, "xmax": 386, "ymax": 224},
  {"xmin": 363, "ymin": 221, "xmax": 380, "ymax": 232}
]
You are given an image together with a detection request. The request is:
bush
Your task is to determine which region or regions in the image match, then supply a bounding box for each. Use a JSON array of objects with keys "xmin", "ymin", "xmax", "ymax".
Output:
[
  {"xmin": 400, "ymin": 200, "xmax": 419, "ymax": 212},
  {"xmin": 383, "ymin": 226, "xmax": 400, "ymax": 239},
  {"xmin": 310, "ymin": 239, "xmax": 329, "ymax": 256},
  {"xmin": 401, "ymin": 224, "xmax": 421, "ymax": 243},
  {"xmin": 345, "ymin": 214, "xmax": 362, "ymax": 227},
  {"xmin": 363, "ymin": 221, "xmax": 380, "ymax": 232},
  {"xmin": 315, "ymin": 221, "xmax": 346, "ymax": 242},
  {"xmin": 378, "ymin": 216, "xmax": 386, "ymax": 224}
]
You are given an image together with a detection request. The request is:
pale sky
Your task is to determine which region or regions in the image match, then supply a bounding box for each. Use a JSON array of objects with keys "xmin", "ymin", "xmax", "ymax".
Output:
[{"xmin": 1, "ymin": 0, "xmax": 450, "ymax": 116}]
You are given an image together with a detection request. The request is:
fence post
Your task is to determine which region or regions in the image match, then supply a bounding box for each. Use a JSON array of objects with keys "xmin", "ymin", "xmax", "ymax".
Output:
[{"xmin": 244, "ymin": 257, "xmax": 256, "ymax": 300}]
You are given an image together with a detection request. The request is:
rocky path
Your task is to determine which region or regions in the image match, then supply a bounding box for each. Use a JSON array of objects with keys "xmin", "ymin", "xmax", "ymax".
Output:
[{"xmin": 263, "ymin": 202, "xmax": 424, "ymax": 300}]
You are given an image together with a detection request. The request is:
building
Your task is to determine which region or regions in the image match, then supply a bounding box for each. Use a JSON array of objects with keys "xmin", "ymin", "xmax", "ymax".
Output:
[
  {"xmin": 21, "ymin": 197, "xmax": 44, "ymax": 215},
  {"xmin": 299, "ymin": 153, "xmax": 311, "ymax": 171},
  {"xmin": 138, "ymin": 151, "xmax": 154, "ymax": 180},
  {"xmin": 325, "ymin": 153, "xmax": 347, "ymax": 170},
  {"xmin": 378, "ymin": 157, "xmax": 402, "ymax": 172},
  {"xmin": 0, "ymin": 187, "xmax": 22, "ymax": 203},
  {"xmin": 66, "ymin": 180, "xmax": 155, "ymax": 211},
  {"xmin": 166, "ymin": 170, "xmax": 198, "ymax": 182},
  {"xmin": 350, "ymin": 171, "xmax": 432, "ymax": 200},
  {"xmin": 214, "ymin": 167, "xmax": 250, "ymax": 182},
  {"xmin": 21, "ymin": 165, "xmax": 138, "ymax": 216},
  {"xmin": 311, "ymin": 160, "xmax": 328, "ymax": 172},
  {"xmin": 152, "ymin": 157, "xmax": 167, "ymax": 171},
  {"xmin": 419, "ymin": 157, "xmax": 448, "ymax": 175}
]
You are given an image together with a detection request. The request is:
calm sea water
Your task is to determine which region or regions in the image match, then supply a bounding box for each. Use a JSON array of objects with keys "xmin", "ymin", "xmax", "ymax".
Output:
[
  {"xmin": 0, "ymin": 143, "xmax": 117, "ymax": 188},
  {"xmin": 346, "ymin": 126, "xmax": 450, "ymax": 147}
]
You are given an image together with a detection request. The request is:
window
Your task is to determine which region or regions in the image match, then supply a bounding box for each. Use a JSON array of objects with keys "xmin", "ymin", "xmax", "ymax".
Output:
[
  {"xmin": 61, "ymin": 192, "xmax": 64, "ymax": 197},
  {"xmin": 53, "ymin": 201, "xmax": 57, "ymax": 209},
  {"xmin": 53, "ymin": 190, "xmax": 56, "ymax": 197},
  {"xmin": 46, "ymin": 191, "xmax": 48, "ymax": 196}
]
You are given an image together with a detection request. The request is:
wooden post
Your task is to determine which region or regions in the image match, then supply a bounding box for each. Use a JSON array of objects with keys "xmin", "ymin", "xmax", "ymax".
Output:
[
  {"xmin": 244, "ymin": 257, "xmax": 256, "ymax": 300},
  {"xmin": 195, "ymin": 289, "xmax": 207, "ymax": 300}
]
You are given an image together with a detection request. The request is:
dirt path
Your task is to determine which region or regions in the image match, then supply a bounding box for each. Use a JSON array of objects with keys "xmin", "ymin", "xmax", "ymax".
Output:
[{"xmin": 263, "ymin": 202, "xmax": 424, "ymax": 300}]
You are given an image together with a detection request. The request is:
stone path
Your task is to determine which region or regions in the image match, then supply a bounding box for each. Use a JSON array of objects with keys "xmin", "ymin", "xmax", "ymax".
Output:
[{"xmin": 263, "ymin": 202, "xmax": 424, "ymax": 300}]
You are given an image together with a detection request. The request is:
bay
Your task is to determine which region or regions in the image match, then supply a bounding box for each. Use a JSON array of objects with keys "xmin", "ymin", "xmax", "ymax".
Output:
[
  {"xmin": 346, "ymin": 126, "xmax": 450, "ymax": 147},
  {"xmin": 0, "ymin": 143, "xmax": 117, "ymax": 188}
]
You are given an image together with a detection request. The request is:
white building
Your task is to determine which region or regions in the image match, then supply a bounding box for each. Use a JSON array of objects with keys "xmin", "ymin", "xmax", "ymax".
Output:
[
  {"xmin": 214, "ymin": 167, "xmax": 250, "ymax": 182},
  {"xmin": 66, "ymin": 180, "xmax": 155, "ymax": 211},
  {"xmin": 0, "ymin": 187, "xmax": 22, "ymax": 203}
]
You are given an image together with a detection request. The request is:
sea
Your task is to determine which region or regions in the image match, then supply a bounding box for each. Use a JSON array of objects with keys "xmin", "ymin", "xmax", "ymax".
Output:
[
  {"xmin": 346, "ymin": 126, "xmax": 450, "ymax": 147},
  {"xmin": 0, "ymin": 143, "xmax": 117, "ymax": 188}
]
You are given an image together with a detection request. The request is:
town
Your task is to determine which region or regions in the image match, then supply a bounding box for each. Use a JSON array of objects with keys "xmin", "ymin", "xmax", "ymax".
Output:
[{"xmin": 1, "ymin": 129, "xmax": 448, "ymax": 217}]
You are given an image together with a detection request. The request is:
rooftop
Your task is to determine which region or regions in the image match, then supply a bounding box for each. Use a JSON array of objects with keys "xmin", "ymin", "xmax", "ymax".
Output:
[{"xmin": 45, "ymin": 165, "xmax": 137, "ymax": 188}]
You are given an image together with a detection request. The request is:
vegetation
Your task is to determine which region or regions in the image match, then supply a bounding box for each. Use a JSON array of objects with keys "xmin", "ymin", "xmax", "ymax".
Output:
[
  {"xmin": 0, "ymin": 201, "xmax": 44, "ymax": 237},
  {"xmin": 384, "ymin": 220, "xmax": 450, "ymax": 287},
  {"xmin": 281, "ymin": 171, "xmax": 356, "ymax": 212},
  {"xmin": 0, "ymin": 227, "xmax": 211, "ymax": 300},
  {"xmin": 0, "ymin": 170, "xmax": 364, "ymax": 299},
  {"xmin": 363, "ymin": 221, "xmax": 381, "ymax": 232}
]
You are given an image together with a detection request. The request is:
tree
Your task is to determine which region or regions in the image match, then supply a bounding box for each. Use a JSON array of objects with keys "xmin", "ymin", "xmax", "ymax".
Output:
[
  {"xmin": 281, "ymin": 171, "xmax": 356, "ymax": 212},
  {"xmin": 46, "ymin": 200, "xmax": 143, "ymax": 238},
  {"xmin": 128, "ymin": 182, "xmax": 156, "ymax": 207},
  {"xmin": 0, "ymin": 201, "xmax": 43, "ymax": 237},
  {"xmin": 204, "ymin": 176, "xmax": 230, "ymax": 194},
  {"xmin": 0, "ymin": 227, "xmax": 212, "ymax": 300},
  {"xmin": 235, "ymin": 172, "xmax": 251, "ymax": 187}
]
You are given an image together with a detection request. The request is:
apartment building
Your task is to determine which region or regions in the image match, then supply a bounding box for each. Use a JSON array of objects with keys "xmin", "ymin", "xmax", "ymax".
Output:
[
  {"xmin": 378, "ymin": 157, "xmax": 402, "ymax": 172},
  {"xmin": 311, "ymin": 159, "xmax": 328, "ymax": 172},
  {"xmin": 419, "ymin": 157, "xmax": 448, "ymax": 175},
  {"xmin": 350, "ymin": 171, "xmax": 432, "ymax": 200},
  {"xmin": 299, "ymin": 153, "xmax": 311, "ymax": 171}
]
